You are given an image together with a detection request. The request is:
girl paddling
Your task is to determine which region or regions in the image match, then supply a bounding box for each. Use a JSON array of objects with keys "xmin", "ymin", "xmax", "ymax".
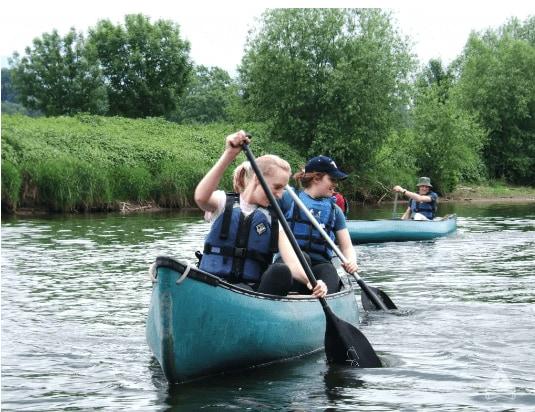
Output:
[{"xmin": 194, "ymin": 131, "xmax": 328, "ymax": 297}]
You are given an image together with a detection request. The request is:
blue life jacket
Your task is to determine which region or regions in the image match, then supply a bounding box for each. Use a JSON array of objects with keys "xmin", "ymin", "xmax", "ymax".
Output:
[
  {"xmin": 409, "ymin": 192, "xmax": 438, "ymax": 220},
  {"xmin": 286, "ymin": 191, "xmax": 336, "ymax": 261},
  {"xmin": 199, "ymin": 193, "xmax": 279, "ymax": 282}
]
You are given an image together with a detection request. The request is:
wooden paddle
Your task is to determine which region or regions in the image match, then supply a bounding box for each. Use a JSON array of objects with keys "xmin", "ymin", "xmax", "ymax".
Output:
[
  {"xmin": 242, "ymin": 142, "xmax": 382, "ymax": 368},
  {"xmin": 285, "ymin": 185, "xmax": 397, "ymax": 311},
  {"xmin": 392, "ymin": 192, "xmax": 399, "ymax": 219}
]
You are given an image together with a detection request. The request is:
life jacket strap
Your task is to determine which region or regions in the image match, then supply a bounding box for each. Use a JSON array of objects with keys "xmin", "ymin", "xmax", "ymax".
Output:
[
  {"xmin": 203, "ymin": 244, "xmax": 272, "ymax": 264},
  {"xmin": 268, "ymin": 208, "xmax": 279, "ymax": 253},
  {"xmin": 220, "ymin": 192, "xmax": 239, "ymax": 240},
  {"xmin": 231, "ymin": 213, "xmax": 250, "ymax": 281}
]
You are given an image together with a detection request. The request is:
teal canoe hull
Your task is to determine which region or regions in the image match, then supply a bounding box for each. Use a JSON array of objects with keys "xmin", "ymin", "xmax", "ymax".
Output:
[
  {"xmin": 146, "ymin": 256, "xmax": 360, "ymax": 383},
  {"xmin": 347, "ymin": 214, "xmax": 457, "ymax": 244}
]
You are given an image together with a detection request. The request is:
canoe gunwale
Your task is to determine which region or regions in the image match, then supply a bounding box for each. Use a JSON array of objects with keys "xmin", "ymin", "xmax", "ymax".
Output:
[
  {"xmin": 361, "ymin": 214, "xmax": 457, "ymax": 223},
  {"xmin": 347, "ymin": 214, "xmax": 457, "ymax": 244},
  {"xmin": 153, "ymin": 255, "xmax": 353, "ymax": 303}
]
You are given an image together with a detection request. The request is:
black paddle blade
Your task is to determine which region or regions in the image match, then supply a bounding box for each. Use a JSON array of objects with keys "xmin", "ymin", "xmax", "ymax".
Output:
[
  {"xmin": 361, "ymin": 286, "xmax": 397, "ymax": 311},
  {"xmin": 324, "ymin": 306, "xmax": 382, "ymax": 368}
]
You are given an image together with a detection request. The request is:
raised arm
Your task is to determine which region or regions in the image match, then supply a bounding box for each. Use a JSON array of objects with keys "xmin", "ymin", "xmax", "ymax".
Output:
[
  {"xmin": 393, "ymin": 185, "xmax": 432, "ymax": 203},
  {"xmin": 194, "ymin": 131, "xmax": 250, "ymax": 212}
]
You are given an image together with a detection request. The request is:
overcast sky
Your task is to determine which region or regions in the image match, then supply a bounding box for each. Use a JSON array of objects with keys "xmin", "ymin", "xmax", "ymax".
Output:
[{"xmin": 1, "ymin": 1, "xmax": 533, "ymax": 75}]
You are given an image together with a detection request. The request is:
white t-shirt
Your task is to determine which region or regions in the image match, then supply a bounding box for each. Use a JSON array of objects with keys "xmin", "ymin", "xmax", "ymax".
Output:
[{"xmin": 204, "ymin": 190, "xmax": 258, "ymax": 222}]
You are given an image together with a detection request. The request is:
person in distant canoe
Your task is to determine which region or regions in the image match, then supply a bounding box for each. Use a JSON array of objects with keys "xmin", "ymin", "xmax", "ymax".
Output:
[
  {"xmin": 278, "ymin": 156, "xmax": 358, "ymax": 294},
  {"xmin": 333, "ymin": 191, "xmax": 349, "ymax": 217},
  {"xmin": 393, "ymin": 177, "xmax": 438, "ymax": 220},
  {"xmin": 194, "ymin": 130, "xmax": 328, "ymax": 297}
]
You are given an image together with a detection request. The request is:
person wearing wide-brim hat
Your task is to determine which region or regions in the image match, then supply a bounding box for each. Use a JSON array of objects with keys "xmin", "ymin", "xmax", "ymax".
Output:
[{"xmin": 393, "ymin": 177, "xmax": 438, "ymax": 220}]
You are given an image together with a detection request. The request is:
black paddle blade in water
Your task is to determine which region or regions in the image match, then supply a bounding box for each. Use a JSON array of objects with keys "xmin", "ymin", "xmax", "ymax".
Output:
[
  {"xmin": 361, "ymin": 286, "xmax": 397, "ymax": 311},
  {"xmin": 324, "ymin": 306, "xmax": 382, "ymax": 368}
]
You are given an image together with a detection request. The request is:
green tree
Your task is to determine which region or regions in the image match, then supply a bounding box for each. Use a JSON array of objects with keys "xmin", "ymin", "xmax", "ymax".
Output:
[
  {"xmin": 240, "ymin": 8, "xmax": 415, "ymax": 172},
  {"xmin": 412, "ymin": 83, "xmax": 487, "ymax": 193},
  {"xmin": 1, "ymin": 68, "xmax": 19, "ymax": 102},
  {"xmin": 416, "ymin": 58, "xmax": 454, "ymax": 103},
  {"xmin": 455, "ymin": 17, "xmax": 535, "ymax": 185},
  {"xmin": 358, "ymin": 58, "xmax": 485, "ymax": 198},
  {"xmin": 9, "ymin": 29, "xmax": 108, "ymax": 115},
  {"xmin": 87, "ymin": 14, "xmax": 192, "ymax": 118},
  {"xmin": 173, "ymin": 65, "xmax": 243, "ymax": 123}
]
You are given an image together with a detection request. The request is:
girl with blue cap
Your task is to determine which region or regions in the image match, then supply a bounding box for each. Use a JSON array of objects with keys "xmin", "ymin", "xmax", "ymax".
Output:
[{"xmin": 278, "ymin": 155, "xmax": 358, "ymax": 294}]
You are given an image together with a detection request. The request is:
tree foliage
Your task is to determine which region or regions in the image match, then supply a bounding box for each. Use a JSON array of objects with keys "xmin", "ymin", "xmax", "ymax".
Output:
[
  {"xmin": 1, "ymin": 68, "xmax": 19, "ymax": 102},
  {"xmin": 358, "ymin": 58, "xmax": 487, "ymax": 197},
  {"xmin": 412, "ymin": 82, "xmax": 487, "ymax": 193},
  {"xmin": 240, "ymin": 8, "xmax": 415, "ymax": 173},
  {"xmin": 9, "ymin": 29, "xmax": 108, "ymax": 115},
  {"xmin": 87, "ymin": 14, "xmax": 192, "ymax": 118},
  {"xmin": 455, "ymin": 17, "xmax": 535, "ymax": 185},
  {"xmin": 415, "ymin": 58, "xmax": 454, "ymax": 103},
  {"xmin": 172, "ymin": 65, "xmax": 243, "ymax": 123}
]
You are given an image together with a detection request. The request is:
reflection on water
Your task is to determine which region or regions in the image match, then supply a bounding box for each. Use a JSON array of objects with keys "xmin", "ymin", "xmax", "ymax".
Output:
[{"xmin": 2, "ymin": 203, "xmax": 535, "ymax": 411}]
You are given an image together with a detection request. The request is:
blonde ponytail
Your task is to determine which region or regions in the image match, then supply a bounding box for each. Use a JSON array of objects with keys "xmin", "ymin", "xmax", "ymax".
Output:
[{"xmin": 233, "ymin": 161, "xmax": 253, "ymax": 193}]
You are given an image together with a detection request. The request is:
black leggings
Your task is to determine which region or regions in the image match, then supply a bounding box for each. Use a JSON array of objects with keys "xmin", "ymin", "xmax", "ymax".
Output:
[
  {"xmin": 255, "ymin": 263, "xmax": 293, "ymax": 296},
  {"xmin": 234, "ymin": 254, "xmax": 341, "ymax": 297},
  {"xmin": 232, "ymin": 264, "xmax": 294, "ymax": 296},
  {"xmin": 275, "ymin": 253, "xmax": 341, "ymax": 294}
]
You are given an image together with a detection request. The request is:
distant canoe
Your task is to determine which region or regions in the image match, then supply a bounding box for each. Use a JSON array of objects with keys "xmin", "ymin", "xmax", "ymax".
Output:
[
  {"xmin": 146, "ymin": 256, "xmax": 360, "ymax": 383},
  {"xmin": 347, "ymin": 214, "xmax": 457, "ymax": 244}
]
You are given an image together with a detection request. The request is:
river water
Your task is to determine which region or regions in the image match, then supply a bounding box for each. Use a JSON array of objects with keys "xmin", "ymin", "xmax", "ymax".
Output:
[{"xmin": 1, "ymin": 202, "xmax": 534, "ymax": 411}]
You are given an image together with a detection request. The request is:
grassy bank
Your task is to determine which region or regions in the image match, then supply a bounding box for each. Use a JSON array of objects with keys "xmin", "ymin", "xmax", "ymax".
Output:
[
  {"xmin": 448, "ymin": 182, "xmax": 535, "ymax": 201},
  {"xmin": 1, "ymin": 114, "xmax": 305, "ymax": 213},
  {"xmin": 2, "ymin": 114, "xmax": 534, "ymax": 215}
]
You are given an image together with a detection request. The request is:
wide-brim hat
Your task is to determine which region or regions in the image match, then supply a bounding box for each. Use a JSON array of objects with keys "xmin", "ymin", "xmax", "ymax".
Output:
[
  {"xmin": 416, "ymin": 177, "xmax": 432, "ymax": 187},
  {"xmin": 305, "ymin": 155, "xmax": 348, "ymax": 180}
]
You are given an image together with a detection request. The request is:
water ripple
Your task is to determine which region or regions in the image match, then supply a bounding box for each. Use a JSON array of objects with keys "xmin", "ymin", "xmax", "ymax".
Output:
[{"xmin": 2, "ymin": 204, "xmax": 535, "ymax": 411}]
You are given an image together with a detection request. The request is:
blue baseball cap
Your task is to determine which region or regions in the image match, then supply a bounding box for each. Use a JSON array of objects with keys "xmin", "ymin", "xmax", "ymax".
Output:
[{"xmin": 304, "ymin": 155, "xmax": 348, "ymax": 180}]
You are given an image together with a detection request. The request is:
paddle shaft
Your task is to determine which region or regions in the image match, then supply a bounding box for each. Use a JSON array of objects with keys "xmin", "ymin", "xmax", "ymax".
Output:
[
  {"xmin": 392, "ymin": 192, "xmax": 398, "ymax": 219},
  {"xmin": 284, "ymin": 185, "xmax": 389, "ymax": 311},
  {"xmin": 242, "ymin": 145, "xmax": 325, "ymax": 303}
]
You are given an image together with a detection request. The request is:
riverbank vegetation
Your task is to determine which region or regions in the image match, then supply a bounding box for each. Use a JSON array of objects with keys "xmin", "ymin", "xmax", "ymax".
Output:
[
  {"xmin": 1, "ymin": 115, "xmax": 303, "ymax": 213},
  {"xmin": 449, "ymin": 182, "xmax": 535, "ymax": 201},
  {"xmin": 2, "ymin": 10, "xmax": 534, "ymax": 214}
]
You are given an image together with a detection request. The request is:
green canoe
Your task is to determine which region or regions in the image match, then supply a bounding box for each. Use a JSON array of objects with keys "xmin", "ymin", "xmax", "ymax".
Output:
[
  {"xmin": 146, "ymin": 256, "xmax": 360, "ymax": 383},
  {"xmin": 347, "ymin": 214, "xmax": 457, "ymax": 244}
]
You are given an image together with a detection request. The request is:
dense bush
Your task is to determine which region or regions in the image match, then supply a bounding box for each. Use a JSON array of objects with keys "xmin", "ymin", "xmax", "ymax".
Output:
[
  {"xmin": 1, "ymin": 160, "xmax": 22, "ymax": 212},
  {"xmin": 455, "ymin": 17, "xmax": 535, "ymax": 185},
  {"xmin": 1, "ymin": 115, "xmax": 304, "ymax": 213},
  {"xmin": 411, "ymin": 86, "xmax": 487, "ymax": 193}
]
